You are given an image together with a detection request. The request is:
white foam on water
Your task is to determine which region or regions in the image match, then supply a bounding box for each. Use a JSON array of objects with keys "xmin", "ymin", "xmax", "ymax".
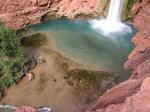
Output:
[
  {"xmin": 0, "ymin": 105, "xmax": 16, "ymax": 109},
  {"xmin": 89, "ymin": 0, "xmax": 132, "ymax": 36},
  {"xmin": 38, "ymin": 107, "xmax": 52, "ymax": 112},
  {"xmin": 89, "ymin": 19, "xmax": 132, "ymax": 36}
]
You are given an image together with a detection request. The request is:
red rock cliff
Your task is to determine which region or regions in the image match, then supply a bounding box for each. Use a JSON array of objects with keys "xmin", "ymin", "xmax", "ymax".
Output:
[
  {"xmin": 0, "ymin": 0, "xmax": 100, "ymax": 29},
  {"xmin": 89, "ymin": 0, "xmax": 150, "ymax": 112}
]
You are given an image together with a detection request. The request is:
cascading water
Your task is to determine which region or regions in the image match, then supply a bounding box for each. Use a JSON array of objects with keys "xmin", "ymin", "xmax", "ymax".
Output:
[
  {"xmin": 107, "ymin": 0, "xmax": 123, "ymax": 22},
  {"xmin": 89, "ymin": 0, "xmax": 132, "ymax": 35}
]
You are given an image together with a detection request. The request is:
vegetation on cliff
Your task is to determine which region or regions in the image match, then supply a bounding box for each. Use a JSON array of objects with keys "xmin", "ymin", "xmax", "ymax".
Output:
[
  {"xmin": 0, "ymin": 22, "xmax": 24, "ymax": 90},
  {"xmin": 98, "ymin": 0, "xmax": 139, "ymax": 20},
  {"xmin": 122, "ymin": 0, "xmax": 139, "ymax": 20}
]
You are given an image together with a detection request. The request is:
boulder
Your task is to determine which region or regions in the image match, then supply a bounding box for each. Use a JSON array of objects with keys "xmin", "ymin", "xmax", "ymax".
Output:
[{"xmin": 16, "ymin": 106, "xmax": 37, "ymax": 112}]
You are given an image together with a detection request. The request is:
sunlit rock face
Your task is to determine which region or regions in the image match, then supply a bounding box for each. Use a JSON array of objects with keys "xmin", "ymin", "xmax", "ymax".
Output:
[
  {"xmin": 124, "ymin": 0, "xmax": 150, "ymax": 75},
  {"xmin": 0, "ymin": 0, "xmax": 100, "ymax": 29},
  {"xmin": 0, "ymin": 0, "xmax": 136, "ymax": 29}
]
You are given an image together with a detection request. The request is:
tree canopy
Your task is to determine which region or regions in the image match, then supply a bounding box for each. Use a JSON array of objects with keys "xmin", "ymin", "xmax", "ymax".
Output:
[{"xmin": 0, "ymin": 23, "xmax": 24, "ymax": 89}]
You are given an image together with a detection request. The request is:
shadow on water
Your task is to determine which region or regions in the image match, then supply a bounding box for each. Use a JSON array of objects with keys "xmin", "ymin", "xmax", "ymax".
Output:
[{"xmin": 21, "ymin": 33, "xmax": 48, "ymax": 48}]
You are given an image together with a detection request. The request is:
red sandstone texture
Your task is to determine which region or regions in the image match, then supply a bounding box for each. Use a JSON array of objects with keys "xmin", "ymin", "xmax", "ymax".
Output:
[
  {"xmin": 89, "ymin": 77, "xmax": 150, "ymax": 112},
  {"xmin": 0, "ymin": 0, "xmax": 100, "ymax": 29},
  {"xmin": 124, "ymin": 0, "xmax": 150, "ymax": 78},
  {"xmin": 16, "ymin": 106, "xmax": 37, "ymax": 112},
  {"xmin": 89, "ymin": 0, "xmax": 150, "ymax": 112}
]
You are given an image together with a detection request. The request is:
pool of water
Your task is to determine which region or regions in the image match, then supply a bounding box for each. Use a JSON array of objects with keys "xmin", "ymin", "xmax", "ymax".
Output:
[{"xmin": 30, "ymin": 19, "xmax": 136, "ymax": 76}]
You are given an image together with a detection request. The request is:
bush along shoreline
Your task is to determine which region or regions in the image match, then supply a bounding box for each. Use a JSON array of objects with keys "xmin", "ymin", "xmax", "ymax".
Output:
[{"xmin": 0, "ymin": 22, "xmax": 25, "ymax": 95}]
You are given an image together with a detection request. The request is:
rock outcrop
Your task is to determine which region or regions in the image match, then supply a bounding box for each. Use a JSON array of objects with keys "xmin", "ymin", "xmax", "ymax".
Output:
[
  {"xmin": 124, "ymin": 0, "xmax": 150, "ymax": 79},
  {"xmin": 89, "ymin": 77, "xmax": 150, "ymax": 112},
  {"xmin": 88, "ymin": 0, "xmax": 150, "ymax": 112},
  {"xmin": 0, "ymin": 0, "xmax": 100, "ymax": 29},
  {"xmin": 16, "ymin": 106, "xmax": 37, "ymax": 112}
]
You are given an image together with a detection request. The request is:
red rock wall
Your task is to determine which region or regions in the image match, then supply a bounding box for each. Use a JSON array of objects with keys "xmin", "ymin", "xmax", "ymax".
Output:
[
  {"xmin": 0, "ymin": 0, "xmax": 100, "ymax": 29},
  {"xmin": 124, "ymin": 0, "xmax": 150, "ymax": 80},
  {"xmin": 88, "ymin": 0, "xmax": 150, "ymax": 112},
  {"xmin": 89, "ymin": 77, "xmax": 150, "ymax": 112}
]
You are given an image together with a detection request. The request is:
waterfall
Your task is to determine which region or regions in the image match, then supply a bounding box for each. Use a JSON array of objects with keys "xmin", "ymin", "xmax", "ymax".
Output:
[
  {"xmin": 89, "ymin": 0, "xmax": 131, "ymax": 36},
  {"xmin": 107, "ymin": 0, "xmax": 124, "ymax": 22}
]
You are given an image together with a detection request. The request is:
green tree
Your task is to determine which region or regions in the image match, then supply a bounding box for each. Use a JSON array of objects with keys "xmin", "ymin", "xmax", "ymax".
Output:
[{"xmin": 0, "ymin": 23, "xmax": 24, "ymax": 89}]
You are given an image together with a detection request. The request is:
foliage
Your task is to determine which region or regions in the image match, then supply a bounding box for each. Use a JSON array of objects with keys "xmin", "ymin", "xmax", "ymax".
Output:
[
  {"xmin": 122, "ymin": 0, "xmax": 140, "ymax": 20},
  {"xmin": 0, "ymin": 23, "xmax": 24, "ymax": 89}
]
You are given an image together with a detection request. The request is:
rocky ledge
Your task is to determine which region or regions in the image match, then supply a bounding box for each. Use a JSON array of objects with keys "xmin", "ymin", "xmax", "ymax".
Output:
[
  {"xmin": 0, "ymin": 0, "xmax": 101, "ymax": 29},
  {"xmin": 89, "ymin": 0, "xmax": 150, "ymax": 112},
  {"xmin": 0, "ymin": 0, "xmax": 135, "ymax": 29},
  {"xmin": 89, "ymin": 77, "xmax": 150, "ymax": 112}
]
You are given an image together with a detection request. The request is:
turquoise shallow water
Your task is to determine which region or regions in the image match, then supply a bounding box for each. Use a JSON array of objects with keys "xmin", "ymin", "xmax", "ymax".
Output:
[{"xmin": 30, "ymin": 19, "xmax": 136, "ymax": 76}]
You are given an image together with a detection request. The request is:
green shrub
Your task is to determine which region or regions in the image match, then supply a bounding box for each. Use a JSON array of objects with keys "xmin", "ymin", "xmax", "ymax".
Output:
[
  {"xmin": 0, "ymin": 23, "xmax": 24, "ymax": 89},
  {"xmin": 122, "ymin": 0, "xmax": 139, "ymax": 20}
]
